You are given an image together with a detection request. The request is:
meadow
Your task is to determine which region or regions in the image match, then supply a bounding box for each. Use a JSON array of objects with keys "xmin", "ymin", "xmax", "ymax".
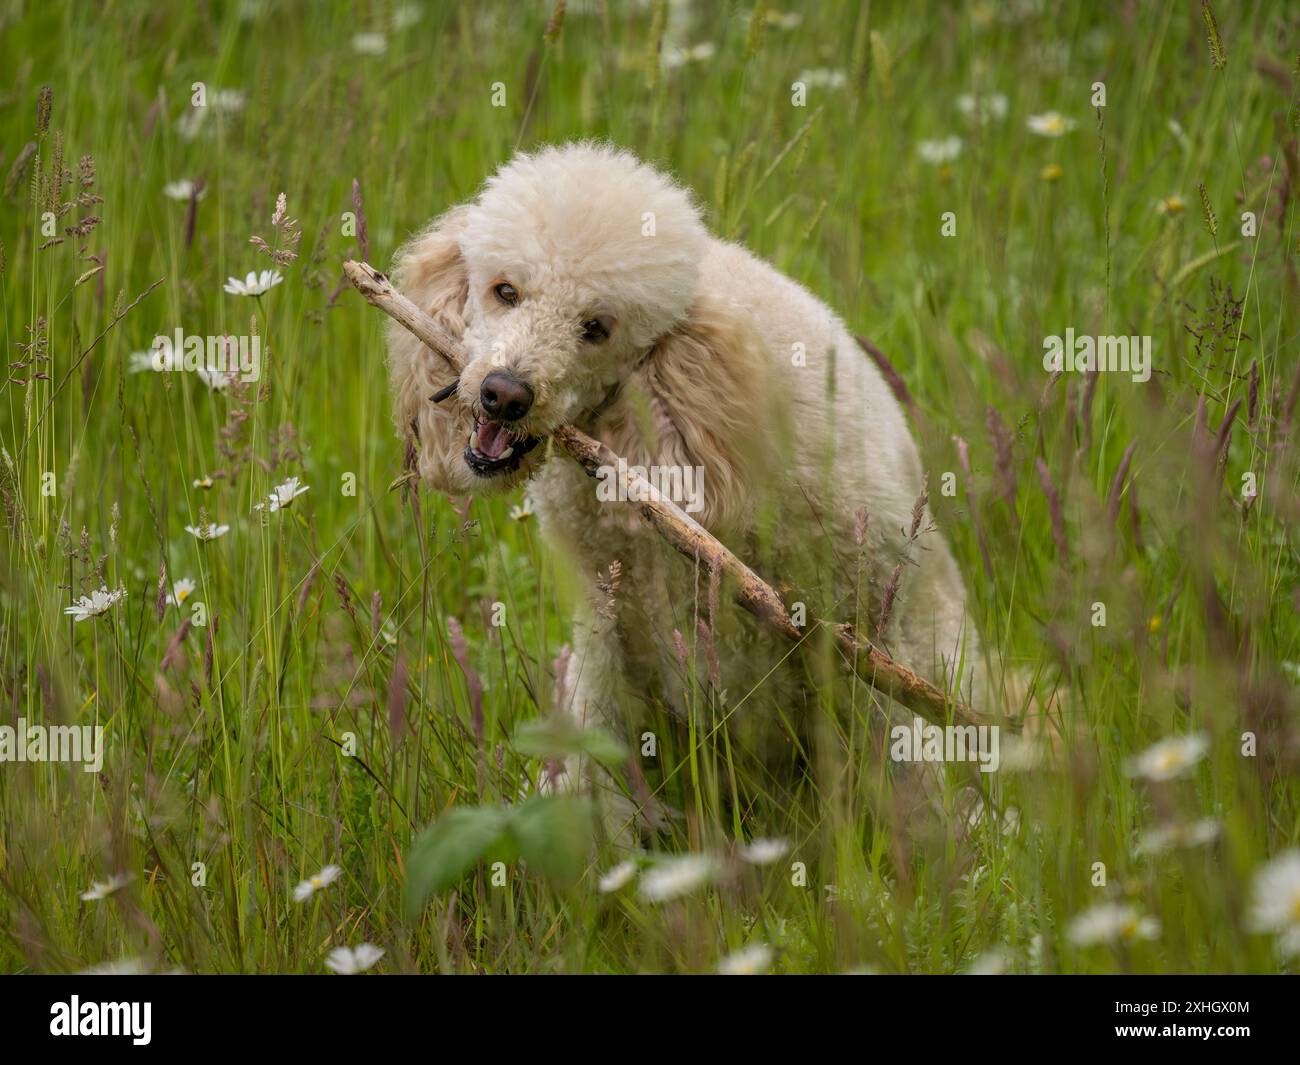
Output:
[{"xmin": 1, "ymin": 0, "xmax": 1298, "ymax": 975}]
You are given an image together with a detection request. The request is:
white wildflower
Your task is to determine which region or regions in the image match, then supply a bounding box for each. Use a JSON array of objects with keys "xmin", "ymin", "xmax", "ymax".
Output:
[
  {"xmin": 1027, "ymin": 111, "xmax": 1076, "ymax": 137},
  {"xmin": 80, "ymin": 873, "xmax": 133, "ymax": 901},
  {"xmin": 351, "ymin": 32, "xmax": 388, "ymax": 55},
  {"xmin": 78, "ymin": 957, "xmax": 149, "ymax": 975},
  {"xmin": 638, "ymin": 854, "xmax": 719, "ymax": 901},
  {"xmin": 717, "ymin": 943, "xmax": 772, "ymax": 975},
  {"xmin": 185, "ymin": 522, "xmax": 230, "ymax": 542},
  {"xmin": 391, "ymin": 3, "xmax": 423, "ymax": 30},
  {"xmin": 325, "ymin": 943, "xmax": 384, "ymax": 974},
  {"xmin": 65, "ymin": 586, "xmax": 127, "ymax": 623},
  {"xmin": 128, "ymin": 345, "xmax": 176, "ymax": 373},
  {"xmin": 223, "ymin": 269, "xmax": 283, "ymax": 297},
  {"xmin": 1067, "ymin": 903, "xmax": 1160, "ymax": 947},
  {"xmin": 796, "ymin": 68, "xmax": 846, "ymax": 89},
  {"xmin": 293, "ymin": 864, "xmax": 342, "ymax": 903},
  {"xmin": 917, "ymin": 136, "xmax": 963, "ymax": 164},
  {"xmin": 956, "ymin": 92, "xmax": 1008, "ymax": 123},
  {"xmin": 211, "ymin": 89, "xmax": 246, "ymax": 112},
  {"xmin": 598, "ymin": 860, "xmax": 638, "ymax": 893},
  {"xmin": 197, "ymin": 367, "xmax": 236, "ymax": 392},
  {"xmin": 1136, "ymin": 818, "xmax": 1221, "ymax": 856},
  {"xmin": 1125, "ymin": 734, "xmax": 1209, "ymax": 782},
  {"xmin": 1247, "ymin": 850, "xmax": 1300, "ymax": 956},
  {"xmin": 163, "ymin": 180, "xmax": 206, "ymax": 201},
  {"xmin": 254, "ymin": 477, "xmax": 310, "ymax": 513},
  {"xmin": 663, "ymin": 42, "xmax": 716, "ymax": 68},
  {"xmin": 740, "ymin": 838, "xmax": 789, "ymax": 865}
]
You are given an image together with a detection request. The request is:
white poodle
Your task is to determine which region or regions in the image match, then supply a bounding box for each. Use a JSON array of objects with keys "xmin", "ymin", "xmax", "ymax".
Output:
[{"xmin": 387, "ymin": 142, "xmax": 983, "ymax": 828}]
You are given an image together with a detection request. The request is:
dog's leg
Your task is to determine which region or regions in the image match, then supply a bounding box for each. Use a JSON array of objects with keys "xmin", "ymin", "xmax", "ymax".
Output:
[{"xmin": 545, "ymin": 612, "xmax": 651, "ymax": 848}]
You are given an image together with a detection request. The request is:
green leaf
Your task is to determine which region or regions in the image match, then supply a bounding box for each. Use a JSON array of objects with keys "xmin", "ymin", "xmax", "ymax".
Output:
[
  {"xmin": 506, "ymin": 796, "xmax": 594, "ymax": 887},
  {"xmin": 403, "ymin": 806, "xmax": 511, "ymax": 918},
  {"xmin": 514, "ymin": 717, "xmax": 629, "ymax": 769},
  {"xmin": 577, "ymin": 728, "xmax": 630, "ymax": 768}
]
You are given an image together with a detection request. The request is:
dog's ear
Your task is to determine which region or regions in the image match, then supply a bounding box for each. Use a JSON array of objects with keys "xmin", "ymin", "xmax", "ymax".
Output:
[
  {"xmin": 630, "ymin": 293, "xmax": 774, "ymax": 532},
  {"xmin": 387, "ymin": 207, "xmax": 470, "ymax": 442},
  {"xmin": 386, "ymin": 207, "xmax": 470, "ymax": 488}
]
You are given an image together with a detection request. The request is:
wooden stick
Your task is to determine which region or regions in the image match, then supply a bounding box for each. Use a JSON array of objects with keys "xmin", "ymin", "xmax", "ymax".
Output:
[{"xmin": 344, "ymin": 259, "xmax": 992, "ymax": 729}]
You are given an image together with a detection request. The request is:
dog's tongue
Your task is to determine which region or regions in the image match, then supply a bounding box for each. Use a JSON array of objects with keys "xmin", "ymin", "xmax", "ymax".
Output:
[{"xmin": 476, "ymin": 419, "xmax": 512, "ymax": 460}]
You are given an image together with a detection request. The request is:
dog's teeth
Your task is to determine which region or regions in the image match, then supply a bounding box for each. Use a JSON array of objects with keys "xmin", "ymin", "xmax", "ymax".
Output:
[
  {"xmin": 500, "ymin": 446, "xmax": 513, "ymax": 460},
  {"xmin": 470, "ymin": 429, "xmax": 480, "ymax": 451}
]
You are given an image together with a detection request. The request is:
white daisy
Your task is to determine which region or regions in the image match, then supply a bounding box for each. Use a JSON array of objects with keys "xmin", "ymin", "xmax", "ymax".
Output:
[
  {"xmin": 1136, "ymin": 818, "xmax": 1221, "ymax": 856},
  {"xmin": 917, "ymin": 136, "xmax": 963, "ymax": 164},
  {"xmin": 193, "ymin": 476, "xmax": 215, "ymax": 490},
  {"xmin": 223, "ymin": 269, "xmax": 283, "ymax": 297},
  {"xmin": 78, "ymin": 957, "xmax": 149, "ymax": 975},
  {"xmin": 391, "ymin": 3, "xmax": 423, "ymax": 30},
  {"xmin": 1026, "ymin": 111, "xmax": 1076, "ymax": 137},
  {"xmin": 1028, "ymin": 932, "xmax": 1044, "ymax": 972},
  {"xmin": 325, "ymin": 943, "xmax": 385, "ymax": 974},
  {"xmin": 167, "ymin": 578, "xmax": 197, "ymax": 606},
  {"xmin": 80, "ymin": 873, "xmax": 133, "ymax": 901},
  {"xmin": 175, "ymin": 110, "xmax": 205, "ymax": 141},
  {"xmin": 254, "ymin": 477, "xmax": 310, "ymax": 513},
  {"xmin": 65, "ymin": 586, "xmax": 127, "ymax": 622},
  {"xmin": 717, "ymin": 943, "xmax": 772, "ymax": 975},
  {"xmin": 128, "ymin": 345, "xmax": 177, "ymax": 373},
  {"xmin": 638, "ymin": 854, "xmax": 719, "ymax": 901},
  {"xmin": 351, "ymin": 32, "xmax": 388, "ymax": 55},
  {"xmin": 1066, "ymin": 902, "xmax": 1161, "ymax": 947},
  {"xmin": 1247, "ymin": 851, "xmax": 1300, "ymax": 956},
  {"xmin": 510, "ymin": 498, "xmax": 535, "ymax": 522},
  {"xmin": 598, "ymin": 860, "xmax": 638, "ymax": 893},
  {"xmin": 211, "ymin": 88, "xmax": 246, "ymax": 112},
  {"xmin": 197, "ymin": 367, "xmax": 236, "ymax": 391},
  {"xmin": 293, "ymin": 863, "xmax": 342, "ymax": 903},
  {"xmin": 186, "ymin": 522, "xmax": 231, "ymax": 542},
  {"xmin": 163, "ymin": 180, "xmax": 206, "ymax": 201},
  {"xmin": 1125, "ymin": 733, "xmax": 1209, "ymax": 782},
  {"xmin": 740, "ymin": 837, "xmax": 790, "ymax": 865},
  {"xmin": 663, "ymin": 42, "xmax": 716, "ymax": 69},
  {"xmin": 956, "ymin": 92, "xmax": 1008, "ymax": 123}
]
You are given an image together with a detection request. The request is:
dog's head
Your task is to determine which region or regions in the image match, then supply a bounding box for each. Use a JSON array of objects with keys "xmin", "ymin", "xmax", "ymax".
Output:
[{"xmin": 388, "ymin": 142, "xmax": 707, "ymax": 492}]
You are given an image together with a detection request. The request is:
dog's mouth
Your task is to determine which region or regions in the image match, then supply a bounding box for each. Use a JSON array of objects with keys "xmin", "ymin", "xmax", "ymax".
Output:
[{"xmin": 464, "ymin": 417, "xmax": 542, "ymax": 476}]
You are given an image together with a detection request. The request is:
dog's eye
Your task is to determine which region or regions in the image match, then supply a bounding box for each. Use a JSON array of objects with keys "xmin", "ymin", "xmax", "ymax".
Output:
[
  {"xmin": 493, "ymin": 282, "xmax": 519, "ymax": 307},
  {"xmin": 581, "ymin": 317, "xmax": 611, "ymax": 344}
]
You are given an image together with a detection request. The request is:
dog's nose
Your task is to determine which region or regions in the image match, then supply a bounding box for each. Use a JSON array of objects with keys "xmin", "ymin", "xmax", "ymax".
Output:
[{"xmin": 480, "ymin": 372, "xmax": 534, "ymax": 421}]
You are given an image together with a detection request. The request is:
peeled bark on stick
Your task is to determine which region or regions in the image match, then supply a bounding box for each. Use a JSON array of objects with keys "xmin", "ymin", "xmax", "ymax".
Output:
[{"xmin": 343, "ymin": 259, "xmax": 992, "ymax": 729}]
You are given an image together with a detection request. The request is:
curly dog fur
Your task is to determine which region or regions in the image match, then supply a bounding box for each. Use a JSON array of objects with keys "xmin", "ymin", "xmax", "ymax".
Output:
[{"xmin": 387, "ymin": 142, "xmax": 985, "ymax": 831}]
